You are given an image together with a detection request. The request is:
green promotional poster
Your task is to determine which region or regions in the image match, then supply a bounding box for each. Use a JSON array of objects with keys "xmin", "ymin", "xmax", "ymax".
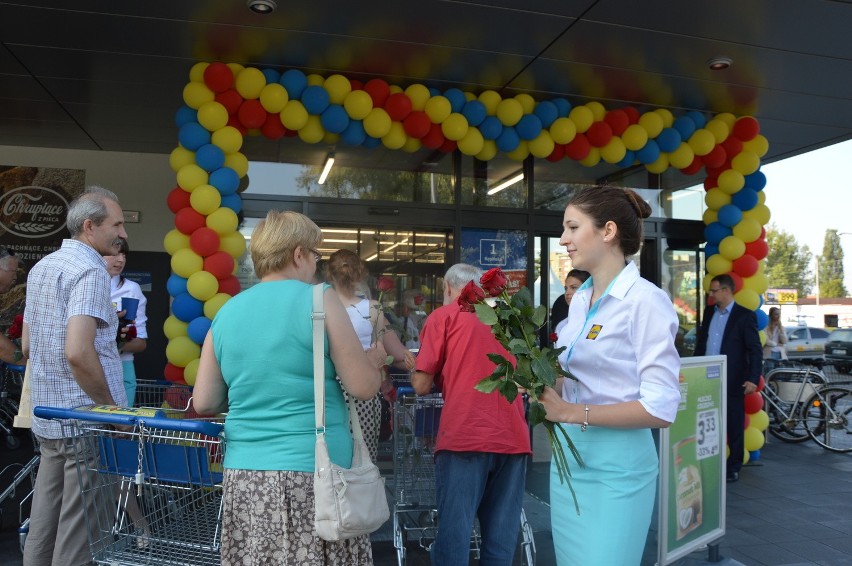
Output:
[{"xmin": 659, "ymin": 356, "xmax": 726, "ymax": 565}]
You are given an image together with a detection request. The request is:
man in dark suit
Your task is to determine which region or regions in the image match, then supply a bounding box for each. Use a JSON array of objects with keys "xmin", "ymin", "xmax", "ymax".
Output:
[{"xmin": 694, "ymin": 274, "xmax": 762, "ymax": 483}]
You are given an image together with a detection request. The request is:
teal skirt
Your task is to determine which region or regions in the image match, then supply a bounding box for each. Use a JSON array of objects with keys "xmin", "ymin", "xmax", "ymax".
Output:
[{"xmin": 550, "ymin": 426, "xmax": 658, "ymax": 566}]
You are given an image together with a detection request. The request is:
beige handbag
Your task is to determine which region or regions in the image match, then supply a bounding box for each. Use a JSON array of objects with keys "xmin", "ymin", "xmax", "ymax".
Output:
[{"xmin": 311, "ymin": 284, "xmax": 390, "ymax": 541}]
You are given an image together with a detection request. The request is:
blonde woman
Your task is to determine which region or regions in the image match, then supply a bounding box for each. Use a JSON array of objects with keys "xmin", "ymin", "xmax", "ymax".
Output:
[{"xmin": 763, "ymin": 307, "xmax": 788, "ymax": 360}]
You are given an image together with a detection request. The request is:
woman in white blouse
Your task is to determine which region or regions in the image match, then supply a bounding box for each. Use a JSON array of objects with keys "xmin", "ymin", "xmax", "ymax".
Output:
[{"xmin": 540, "ymin": 186, "xmax": 681, "ymax": 565}]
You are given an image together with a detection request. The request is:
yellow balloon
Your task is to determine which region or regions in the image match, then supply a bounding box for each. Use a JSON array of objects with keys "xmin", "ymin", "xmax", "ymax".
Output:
[
  {"xmin": 622, "ymin": 124, "xmax": 649, "ymax": 151},
  {"xmin": 464, "ymin": 91, "xmax": 476, "ymax": 102},
  {"xmin": 734, "ymin": 289, "xmax": 760, "ymax": 311},
  {"xmin": 171, "ymin": 248, "xmax": 204, "ymax": 278},
  {"xmin": 405, "ymin": 84, "xmax": 431, "ymax": 111},
  {"xmin": 704, "ymin": 119, "xmax": 730, "ymax": 144},
  {"xmin": 402, "ymin": 136, "xmax": 422, "ymax": 153},
  {"xmin": 226, "ymin": 63, "xmax": 245, "ymax": 77},
  {"xmin": 207, "ymin": 208, "xmax": 239, "ymax": 235},
  {"xmin": 703, "ymin": 208, "xmax": 718, "ymax": 225},
  {"xmin": 164, "ymin": 229, "xmax": 190, "ymax": 255},
  {"xmin": 743, "ymin": 273, "xmax": 769, "ymax": 295},
  {"xmin": 568, "ymin": 106, "xmax": 594, "ymax": 133},
  {"xmin": 687, "ymin": 129, "xmax": 715, "ymax": 156},
  {"xmin": 183, "ymin": 358, "xmax": 200, "ymax": 386},
  {"xmin": 197, "ymin": 101, "xmax": 229, "ymax": 132},
  {"xmin": 579, "ymin": 147, "xmax": 601, "ymax": 167},
  {"xmin": 645, "ymin": 153, "xmax": 669, "ymax": 174},
  {"xmin": 441, "ymin": 113, "xmax": 469, "ymax": 141},
  {"xmin": 166, "ymin": 336, "xmax": 201, "ymax": 368},
  {"xmin": 733, "ymin": 217, "xmax": 762, "ymax": 243},
  {"xmin": 717, "ymin": 169, "xmax": 745, "ymax": 194},
  {"xmin": 638, "ymin": 112, "xmax": 664, "ymax": 138},
  {"xmin": 224, "ymin": 152, "xmax": 249, "ymax": 178},
  {"xmin": 425, "ymin": 96, "xmax": 452, "ymax": 124},
  {"xmin": 751, "ymin": 410, "xmax": 769, "ymax": 432},
  {"xmin": 259, "ymin": 83, "xmax": 289, "ymax": 113},
  {"xmin": 187, "ymin": 271, "xmax": 220, "ymax": 302},
  {"xmin": 189, "ymin": 62, "xmax": 209, "ymax": 83},
  {"xmin": 323, "ymin": 74, "xmax": 351, "ymax": 105},
  {"xmin": 713, "ymin": 112, "xmax": 736, "ymax": 129},
  {"xmin": 506, "ymin": 140, "xmax": 530, "ymax": 161},
  {"xmin": 514, "ymin": 93, "xmax": 536, "ymax": 114},
  {"xmin": 759, "ymin": 329, "xmax": 767, "ymax": 346},
  {"xmin": 585, "ymin": 101, "xmax": 606, "ymax": 122},
  {"xmin": 182, "ymin": 82, "xmax": 214, "ymax": 109},
  {"xmin": 476, "ymin": 140, "xmax": 498, "ymax": 161},
  {"xmin": 177, "ymin": 164, "xmax": 208, "ymax": 192},
  {"xmin": 457, "ymin": 127, "xmax": 485, "ymax": 156},
  {"xmin": 478, "ymin": 90, "xmax": 502, "ymax": 115},
  {"xmin": 363, "ymin": 108, "xmax": 392, "ymax": 138},
  {"xmin": 653, "ymin": 108, "xmax": 674, "ymax": 128},
  {"xmin": 744, "ymin": 426, "xmax": 765, "ymax": 452},
  {"xmin": 343, "ymin": 90, "xmax": 373, "ymax": 120},
  {"xmin": 549, "ymin": 117, "xmax": 577, "ymax": 145},
  {"xmin": 297, "ymin": 115, "xmax": 325, "ymax": 144},
  {"xmin": 669, "ymin": 142, "xmax": 695, "ymax": 169},
  {"xmin": 211, "ymin": 126, "xmax": 244, "ymax": 154},
  {"xmin": 743, "ymin": 447, "xmax": 750, "ymax": 465},
  {"xmin": 529, "ymin": 131, "xmax": 556, "ymax": 158},
  {"xmin": 706, "ymin": 254, "xmax": 732, "ymax": 276},
  {"xmin": 705, "ymin": 188, "xmax": 732, "ymax": 210},
  {"xmin": 280, "ymin": 100, "xmax": 309, "ymax": 131},
  {"xmin": 220, "ymin": 231, "xmax": 248, "ymax": 258},
  {"xmin": 388, "ymin": 85, "xmax": 403, "ymax": 95},
  {"xmin": 757, "ymin": 190, "xmax": 766, "ymax": 205},
  {"xmin": 189, "ymin": 184, "xmax": 222, "ymax": 215},
  {"xmin": 719, "ymin": 235, "xmax": 746, "ymax": 260},
  {"xmin": 163, "ymin": 315, "xmax": 188, "ymax": 340},
  {"xmin": 743, "ymin": 135, "xmax": 769, "ymax": 157},
  {"xmin": 381, "ymin": 122, "xmax": 407, "ymax": 150},
  {"xmin": 169, "ymin": 146, "xmax": 196, "ymax": 173},
  {"xmin": 732, "ymin": 150, "xmax": 760, "ymax": 175},
  {"xmin": 600, "ymin": 137, "xmax": 626, "ymax": 164},
  {"xmin": 746, "ymin": 203, "xmax": 771, "ymax": 225},
  {"xmin": 204, "ymin": 293, "xmax": 232, "ymax": 320},
  {"xmin": 234, "ymin": 67, "xmax": 266, "ymax": 99},
  {"xmin": 496, "ymin": 98, "xmax": 524, "ymax": 126}
]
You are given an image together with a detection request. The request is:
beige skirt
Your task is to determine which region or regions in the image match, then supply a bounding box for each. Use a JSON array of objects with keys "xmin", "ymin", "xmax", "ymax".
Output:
[{"xmin": 221, "ymin": 468, "xmax": 373, "ymax": 565}]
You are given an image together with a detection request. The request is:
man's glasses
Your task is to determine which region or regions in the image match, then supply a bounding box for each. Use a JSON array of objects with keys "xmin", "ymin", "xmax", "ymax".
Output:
[{"xmin": 708, "ymin": 286, "xmax": 729, "ymax": 294}]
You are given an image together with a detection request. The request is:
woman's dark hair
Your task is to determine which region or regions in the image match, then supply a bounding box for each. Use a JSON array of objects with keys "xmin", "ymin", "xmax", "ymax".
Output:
[
  {"xmin": 115, "ymin": 237, "xmax": 129, "ymax": 286},
  {"xmin": 566, "ymin": 269, "xmax": 590, "ymax": 284},
  {"xmin": 568, "ymin": 186, "xmax": 651, "ymax": 256}
]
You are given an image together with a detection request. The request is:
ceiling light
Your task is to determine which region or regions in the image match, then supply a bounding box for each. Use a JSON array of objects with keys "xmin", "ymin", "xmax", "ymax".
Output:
[
  {"xmin": 707, "ymin": 57, "xmax": 733, "ymax": 71},
  {"xmin": 487, "ymin": 172, "xmax": 524, "ymax": 195},
  {"xmin": 247, "ymin": 0, "xmax": 277, "ymax": 14},
  {"xmin": 318, "ymin": 152, "xmax": 335, "ymax": 185}
]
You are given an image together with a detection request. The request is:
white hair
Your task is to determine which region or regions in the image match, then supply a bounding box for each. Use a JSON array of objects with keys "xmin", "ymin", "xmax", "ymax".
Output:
[{"xmin": 444, "ymin": 263, "xmax": 482, "ymax": 289}]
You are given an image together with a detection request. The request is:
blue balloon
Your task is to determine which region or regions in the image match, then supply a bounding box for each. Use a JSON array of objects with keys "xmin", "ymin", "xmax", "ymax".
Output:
[
  {"xmin": 635, "ymin": 139, "xmax": 661, "ymax": 164},
  {"xmin": 301, "ymin": 85, "xmax": 330, "ymax": 115},
  {"xmin": 759, "ymin": 294, "xmax": 765, "ymax": 307},
  {"xmin": 428, "ymin": 87, "xmax": 441, "ymax": 98},
  {"xmin": 279, "ymin": 69, "xmax": 308, "ymax": 99},
  {"xmin": 479, "ymin": 116, "xmax": 503, "ymax": 140},
  {"xmin": 533, "ymin": 101, "xmax": 559, "ymax": 128},
  {"xmin": 717, "ymin": 204, "xmax": 743, "ymax": 227},
  {"xmin": 320, "ymin": 104, "xmax": 350, "ymax": 134},
  {"xmin": 178, "ymin": 122, "xmax": 211, "ymax": 151},
  {"xmin": 704, "ymin": 222, "xmax": 732, "ymax": 245},
  {"xmin": 362, "ymin": 135, "xmax": 381, "ymax": 148},
  {"xmin": 732, "ymin": 188, "xmax": 759, "ymax": 211},
  {"xmin": 686, "ymin": 110, "xmax": 707, "ymax": 129},
  {"xmin": 173, "ymin": 292, "xmax": 204, "ymax": 323},
  {"xmin": 656, "ymin": 128, "xmax": 682, "ymax": 153},
  {"xmin": 261, "ymin": 68, "xmax": 281, "ymax": 84},
  {"xmin": 209, "ymin": 167, "xmax": 240, "ymax": 196},
  {"xmin": 195, "ymin": 144, "xmax": 225, "ymax": 172},
  {"xmin": 745, "ymin": 170, "xmax": 767, "ymax": 190},
  {"xmin": 166, "ymin": 274, "xmax": 188, "ymax": 297},
  {"xmin": 704, "ymin": 243, "xmax": 719, "ymax": 258},
  {"xmin": 617, "ymin": 150, "xmax": 636, "ymax": 168},
  {"xmin": 551, "ymin": 98, "xmax": 572, "ymax": 117},
  {"xmin": 340, "ymin": 120, "xmax": 366, "ymax": 146},
  {"xmin": 756, "ymin": 308, "xmax": 769, "ymax": 330},
  {"xmin": 187, "ymin": 316, "xmax": 212, "ymax": 345},
  {"xmin": 673, "ymin": 116, "xmax": 697, "ymax": 140},
  {"xmin": 749, "ymin": 449, "xmax": 761, "ymax": 462},
  {"xmin": 175, "ymin": 106, "xmax": 198, "ymax": 128},
  {"xmin": 461, "ymin": 100, "xmax": 487, "ymax": 127},
  {"xmin": 221, "ymin": 193, "xmax": 242, "ymax": 214},
  {"xmin": 443, "ymin": 88, "xmax": 466, "ymax": 113},
  {"xmin": 515, "ymin": 114, "xmax": 543, "ymax": 141},
  {"xmin": 495, "ymin": 126, "xmax": 520, "ymax": 152}
]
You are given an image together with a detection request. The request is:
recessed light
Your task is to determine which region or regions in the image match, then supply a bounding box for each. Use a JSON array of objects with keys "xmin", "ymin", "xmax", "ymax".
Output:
[
  {"xmin": 247, "ymin": 0, "xmax": 277, "ymax": 14},
  {"xmin": 707, "ymin": 57, "xmax": 733, "ymax": 71}
]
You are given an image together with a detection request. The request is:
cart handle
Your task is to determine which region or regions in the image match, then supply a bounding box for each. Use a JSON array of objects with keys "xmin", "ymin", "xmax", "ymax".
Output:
[
  {"xmin": 0, "ymin": 360, "xmax": 26, "ymax": 373},
  {"xmin": 34, "ymin": 405, "xmax": 224, "ymax": 437}
]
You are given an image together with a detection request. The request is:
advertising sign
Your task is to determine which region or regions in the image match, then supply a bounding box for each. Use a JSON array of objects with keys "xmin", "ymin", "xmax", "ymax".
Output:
[
  {"xmin": 765, "ymin": 288, "xmax": 798, "ymax": 305},
  {"xmin": 460, "ymin": 228, "xmax": 527, "ymax": 295},
  {"xmin": 659, "ymin": 356, "xmax": 727, "ymax": 565}
]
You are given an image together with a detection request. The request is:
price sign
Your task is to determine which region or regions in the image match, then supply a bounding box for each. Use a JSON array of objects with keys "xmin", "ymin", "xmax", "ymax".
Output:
[{"xmin": 696, "ymin": 409, "xmax": 720, "ymax": 460}]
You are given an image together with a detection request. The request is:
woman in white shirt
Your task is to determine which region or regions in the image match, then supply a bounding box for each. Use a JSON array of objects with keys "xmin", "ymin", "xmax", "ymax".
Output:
[
  {"xmin": 103, "ymin": 238, "xmax": 147, "ymax": 405},
  {"xmin": 540, "ymin": 186, "xmax": 681, "ymax": 565}
]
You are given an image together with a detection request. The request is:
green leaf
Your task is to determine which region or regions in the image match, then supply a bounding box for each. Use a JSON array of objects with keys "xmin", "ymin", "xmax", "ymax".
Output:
[
  {"xmin": 508, "ymin": 338, "xmax": 530, "ymax": 355},
  {"xmin": 511, "ymin": 287, "xmax": 532, "ymax": 309},
  {"xmin": 474, "ymin": 303, "xmax": 498, "ymax": 325},
  {"xmin": 475, "ymin": 377, "xmax": 501, "ymax": 394},
  {"xmin": 531, "ymin": 305, "xmax": 547, "ymax": 327},
  {"xmin": 531, "ymin": 355, "xmax": 556, "ymax": 386},
  {"xmin": 528, "ymin": 401, "xmax": 547, "ymax": 426},
  {"xmin": 498, "ymin": 379, "xmax": 519, "ymax": 403},
  {"xmin": 486, "ymin": 353, "xmax": 511, "ymax": 367},
  {"xmin": 515, "ymin": 356, "xmax": 532, "ymax": 383}
]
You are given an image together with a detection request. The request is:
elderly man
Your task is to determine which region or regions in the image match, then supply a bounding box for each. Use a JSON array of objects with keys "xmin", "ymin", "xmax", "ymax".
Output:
[
  {"xmin": 0, "ymin": 248, "xmax": 23, "ymax": 364},
  {"xmin": 23, "ymin": 186, "xmax": 128, "ymax": 566}
]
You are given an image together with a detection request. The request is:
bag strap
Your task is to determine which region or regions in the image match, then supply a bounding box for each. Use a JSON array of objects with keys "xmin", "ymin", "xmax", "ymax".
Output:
[{"xmin": 312, "ymin": 284, "xmax": 366, "ymax": 442}]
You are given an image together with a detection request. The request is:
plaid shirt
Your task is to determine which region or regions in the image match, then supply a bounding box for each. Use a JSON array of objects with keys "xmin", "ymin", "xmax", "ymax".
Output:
[{"xmin": 25, "ymin": 239, "xmax": 125, "ymax": 438}]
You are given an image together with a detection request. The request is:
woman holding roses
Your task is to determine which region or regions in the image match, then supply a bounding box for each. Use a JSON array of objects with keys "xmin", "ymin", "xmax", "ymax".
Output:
[{"xmin": 540, "ymin": 186, "xmax": 681, "ymax": 565}]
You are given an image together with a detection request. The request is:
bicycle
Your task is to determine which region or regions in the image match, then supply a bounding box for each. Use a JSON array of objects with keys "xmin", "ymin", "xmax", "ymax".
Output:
[
  {"xmin": 761, "ymin": 361, "xmax": 827, "ymax": 443},
  {"xmin": 800, "ymin": 383, "xmax": 852, "ymax": 453}
]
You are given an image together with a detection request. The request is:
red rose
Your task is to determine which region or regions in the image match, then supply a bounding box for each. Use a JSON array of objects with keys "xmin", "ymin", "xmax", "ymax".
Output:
[
  {"xmin": 457, "ymin": 280, "xmax": 485, "ymax": 312},
  {"xmin": 377, "ymin": 276, "xmax": 395, "ymax": 293},
  {"xmin": 7, "ymin": 313, "xmax": 23, "ymax": 340},
  {"xmin": 480, "ymin": 268, "xmax": 508, "ymax": 297}
]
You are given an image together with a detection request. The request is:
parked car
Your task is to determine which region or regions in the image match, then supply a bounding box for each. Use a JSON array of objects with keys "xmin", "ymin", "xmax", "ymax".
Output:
[
  {"xmin": 784, "ymin": 326, "xmax": 830, "ymax": 366},
  {"xmin": 824, "ymin": 328, "xmax": 852, "ymax": 374}
]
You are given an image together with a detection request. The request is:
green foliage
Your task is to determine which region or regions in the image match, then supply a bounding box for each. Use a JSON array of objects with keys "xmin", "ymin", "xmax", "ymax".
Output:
[
  {"xmin": 818, "ymin": 230, "xmax": 847, "ymax": 298},
  {"xmin": 765, "ymin": 224, "xmax": 813, "ymax": 296}
]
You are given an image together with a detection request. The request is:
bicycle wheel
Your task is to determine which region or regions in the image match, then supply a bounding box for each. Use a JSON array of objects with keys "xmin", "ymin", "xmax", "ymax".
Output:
[
  {"xmin": 802, "ymin": 386, "xmax": 852, "ymax": 453},
  {"xmin": 765, "ymin": 377, "xmax": 810, "ymax": 442}
]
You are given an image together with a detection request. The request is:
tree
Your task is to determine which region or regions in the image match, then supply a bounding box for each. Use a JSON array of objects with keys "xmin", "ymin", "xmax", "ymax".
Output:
[
  {"xmin": 764, "ymin": 224, "xmax": 813, "ymax": 296},
  {"xmin": 818, "ymin": 229, "xmax": 847, "ymax": 298}
]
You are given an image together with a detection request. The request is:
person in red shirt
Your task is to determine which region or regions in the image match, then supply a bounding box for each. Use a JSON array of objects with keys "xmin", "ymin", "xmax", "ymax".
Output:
[{"xmin": 412, "ymin": 263, "xmax": 531, "ymax": 565}]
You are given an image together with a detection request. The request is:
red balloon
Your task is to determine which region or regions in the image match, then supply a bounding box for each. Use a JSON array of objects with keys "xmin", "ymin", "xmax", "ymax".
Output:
[
  {"xmin": 744, "ymin": 413, "xmax": 750, "ymax": 429},
  {"xmin": 349, "ymin": 79, "xmax": 364, "ymax": 91},
  {"xmin": 167, "ymin": 186, "xmax": 192, "ymax": 214},
  {"xmin": 203, "ymin": 62, "xmax": 234, "ymax": 93},
  {"xmin": 622, "ymin": 106, "xmax": 640, "ymax": 124},
  {"xmin": 189, "ymin": 227, "xmax": 221, "ymax": 257},
  {"xmin": 421, "ymin": 123, "xmax": 445, "ymax": 149},
  {"xmin": 564, "ymin": 133, "xmax": 591, "ymax": 160},
  {"xmin": 733, "ymin": 254, "xmax": 759, "ymax": 277},
  {"xmin": 705, "ymin": 161, "xmax": 732, "ymax": 179},
  {"xmin": 744, "ymin": 391, "xmax": 764, "ymax": 414},
  {"xmin": 745, "ymin": 238, "xmax": 769, "ymax": 260},
  {"xmin": 439, "ymin": 139, "xmax": 458, "ymax": 153},
  {"xmin": 164, "ymin": 363, "xmax": 185, "ymax": 384},
  {"xmin": 546, "ymin": 144, "xmax": 565, "ymax": 162},
  {"xmin": 703, "ymin": 145, "xmax": 727, "ymax": 169},
  {"xmin": 363, "ymin": 78, "xmax": 390, "ymax": 107},
  {"xmin": 403, "ymin": 111, "xmax": 431, "ymax": 139},
  {"xmin": 703, "ymin": 174, "xmax": 718, "ymax": 191},
  {"xmin": 586, "ymin": 121, "xmax": 613, "ymax": 148},
  {"xmin": 204, "ymin": 251, "xmax": 235, "ymax": 279},
  {"xmin": 680, "ymin": 156, "xmax": 703, "ymax": 176},
  {"xmin": 756, "ymin": 375, "xmax": 766, "ymax": 393},
  {"xmin": 226, "ymin": 115, "xmax": 247, "ymax": 135},
  {"xmin": 384, "ymin": 92, "xmax": 413, "ymax": 121},
  {"xmin": 261, "ymin": 112, "xmax": 286, "ymax": 139},
  {"xmin": 604, "ymin": 110, "xmax": 630, "ymax": 136},
  {"xmin": 218, "ymin": 275, "xmax": 242, "ymax": 296},
  {"xmin": 238, "ymin": 99, "xmax": 267, "ymax": 129},
  {"xmin": 721, "ymin": 136, "xmax": 743, "ymax": 158},
  {"xmin": 726, "ymin": 271, "xmax": 744, "ymax": 293},
  {"xmin": 175, "ymin": 207, "xmax": 206, "ymax": 235},
  {"xmin": 732, "ymin": 116, "xmax": 760, "ymax": 141},
  {"xmin": 215, "ymin": 89, "xmax": 244, "ymax": 115}
]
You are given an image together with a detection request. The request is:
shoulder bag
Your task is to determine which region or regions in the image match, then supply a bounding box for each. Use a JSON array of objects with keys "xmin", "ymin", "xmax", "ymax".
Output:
[{"xmin": 311, "ymin": 284, "xmax": 390, "ymax": 541}]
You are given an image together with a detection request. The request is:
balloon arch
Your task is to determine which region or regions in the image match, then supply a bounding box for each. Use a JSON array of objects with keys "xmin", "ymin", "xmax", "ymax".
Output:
[{"xmin": 163, "ymin": 61, "xmax": 772, "ymax": 456}]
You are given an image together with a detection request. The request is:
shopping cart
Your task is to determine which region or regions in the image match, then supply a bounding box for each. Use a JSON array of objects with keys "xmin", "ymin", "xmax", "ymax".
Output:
[
  {"xmin": 33, "ymin": 404, "xmax": 224, "ymax": 565},
  {"xmin": 392, "ymin": 387, "xmax": 535, "ymax": 565},
  {"xmin": 0, "ymin": 361, "xmax": 25, "ymax": 449}
]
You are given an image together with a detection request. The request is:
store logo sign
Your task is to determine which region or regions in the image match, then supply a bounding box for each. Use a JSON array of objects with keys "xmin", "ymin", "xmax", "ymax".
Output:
[{"xmin": 0, "ymin": 186, "xmax": 69, "ymax": 238}]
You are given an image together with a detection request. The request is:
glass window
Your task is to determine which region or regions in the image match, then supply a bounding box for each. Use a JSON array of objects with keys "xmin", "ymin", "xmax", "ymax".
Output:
[
  {"xmin": 811, "ymin": 328, "xmax": 830, "ymax": 339},
  {"xmin": 459, "ymin": 154, "xmax": 527, "ymax": 208}
]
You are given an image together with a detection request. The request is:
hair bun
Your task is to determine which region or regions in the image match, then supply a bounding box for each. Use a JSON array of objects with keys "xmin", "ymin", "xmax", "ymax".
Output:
[{"xmin": 625, "ymin": 189, "xmax": 652, "ymax": 219}]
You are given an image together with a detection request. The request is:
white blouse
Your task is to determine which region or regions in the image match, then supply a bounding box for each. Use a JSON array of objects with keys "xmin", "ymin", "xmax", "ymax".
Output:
[
  {"xmin": 110, "ymin": 275, "xmax": 148, "ymax": 362},
  {"xmin": 556, "ymin": 261, "xmax": 681, "ymax": 423}
]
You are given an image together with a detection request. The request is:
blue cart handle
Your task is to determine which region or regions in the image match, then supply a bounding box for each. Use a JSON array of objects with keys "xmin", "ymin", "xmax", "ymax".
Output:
[
  {"xmin": 34, "ymin": 405, "xmax": 223, "ymax": 437},
  {"xmin": 0, "ymin": 361, "xmax": 26, "ymax": 373}
]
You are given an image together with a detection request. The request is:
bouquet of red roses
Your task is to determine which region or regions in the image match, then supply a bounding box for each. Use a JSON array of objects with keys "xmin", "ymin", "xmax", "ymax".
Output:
[{"xmin": 459, "ymin": 268, "xmax": 584, "ymax": 513}]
